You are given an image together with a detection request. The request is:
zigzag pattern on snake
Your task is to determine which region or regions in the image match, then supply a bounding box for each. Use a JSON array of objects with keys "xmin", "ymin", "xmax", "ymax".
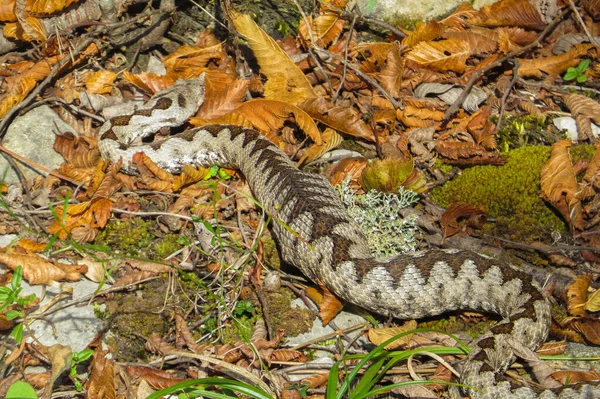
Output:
[{"xmin": 97, "ymin": 75, "xmax": 600, "ymax": 399}]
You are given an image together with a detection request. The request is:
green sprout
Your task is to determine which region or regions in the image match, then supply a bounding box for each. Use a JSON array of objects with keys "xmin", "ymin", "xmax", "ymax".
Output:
[{"xmin": 564, "ymin": 59, "xmax": 589, "ymax": 83}]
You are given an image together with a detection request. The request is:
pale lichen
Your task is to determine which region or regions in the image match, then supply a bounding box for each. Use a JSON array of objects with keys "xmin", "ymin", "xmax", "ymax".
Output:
[{"xmin": 337, "ymin": 180, "xmax": 420, "ymax": 257}]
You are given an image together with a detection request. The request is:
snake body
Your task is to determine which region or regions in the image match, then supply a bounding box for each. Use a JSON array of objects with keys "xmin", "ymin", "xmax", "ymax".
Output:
[{"xmin": 98, "ymin": 76, "xmax": 600, "ymax": 399}]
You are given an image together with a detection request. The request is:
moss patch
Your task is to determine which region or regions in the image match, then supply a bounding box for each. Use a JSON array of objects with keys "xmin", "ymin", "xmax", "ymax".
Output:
[{"xmin": 431, "ymin": 145, "xmax": 594, "ymax": 242}]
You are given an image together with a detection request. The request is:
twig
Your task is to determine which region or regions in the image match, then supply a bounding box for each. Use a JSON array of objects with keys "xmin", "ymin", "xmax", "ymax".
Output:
[
  {"xmin": 333, "ymin": 15, "xmax": 356, "ymax": 102},
  {"xmin": 566, "ymin": 0, "xmax": 600, "ymax": 48},
  {"xmin": 495, "ymin": 59, "xmax": 520, "ymax": 131},
  {"xmin": 443, "ymin": 8, "xmax": 569, "ymax": 120},
  {"xmin": 290, "ymin": 0, "xmax": 335, "ymax": 96},
  {"xmin": 0, "ymin": 144, "xmax": 82, "ymax": 185}
]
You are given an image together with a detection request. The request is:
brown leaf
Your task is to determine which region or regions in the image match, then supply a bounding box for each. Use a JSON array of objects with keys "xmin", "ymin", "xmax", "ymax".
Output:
[
  {"xmin": 441, "ymin": 202, "xmax": 485, "ymax": 239},
  {"xmin": 468, "ymin": 0, "xmax": 545, "ymax": 29},
  {"xmin": 316, "ymin": 280, "xmax": 344, "ymax": 324},
  {"xmin": 231, "ymin": 11, "xmax": 316, "ymax": 103},
  {"xmin": 518, "ymin": 45, "xmax": 592, "ymax": 79},
  {"xmin": 299, "ymin": 15, "xmax": 344, "ymax": 48},
  {"xmin": 377, "ymin": 45, "xmax": 404, "ymax": 98},
  {"xmin": 566, "ymin": 274, "xmax": 592, "ymax": 317},
  {"xmin": 298, "ymin": 97, "xmax": 375, "ymax": 141},
  {"xmin": 298, "ymin": 128, "xmax": 344, "ymax": 166},
  {"xmin": 54, "ymin": 132, "xmax": 100, "ymax": 168},
  {"xmin": 84, "ymin": 71, "xmax": 117, "ymax": 95},
  {"xmin": 126, "ymin": 366, "xmax": 187, "ymax": 390},
  {"xmin": 406, "ymin": 39, "xmax": 471, "ymax": 73},
  {"xmin": 233, "ymin": 99, "xmax": 322, "ymax": 145},
  {"xmin": 402, "ymin": 21, "xmax": 444, "ymax": 48},
  {"xmin": 564, "ymin": 317, "xmax": 600, "ymax": 344},
  {"xmin": 85, "ymin": 349, "xmax": 116, "ymax": 399},
  {"xmin": 536, "ymin": 341, "xmax": 568, "ymax": 356},
  {"xmin": 0, "ymin": 253, "xmax": 82, "ymax": 284},
  {"xmin": 271, "ymin": 349, "xmax": 308, "ymax": 362},
  {"xmin": 540, "ymin": 140, "xmax": 585, "ymax": 231},
  {"xmin": 550, "ymin": 370, "xmax": 600, "ymax": 385},
  {"xmin": 326, "ymin": 157, "xmax": 367, "ymax": 190},
  {"xmin": 564, "ymin": 93, "xmax": 600, "ymax": 141},
  {"xmin": 195, "ymin": 75, "xmax": 249, "ymax": 120}
]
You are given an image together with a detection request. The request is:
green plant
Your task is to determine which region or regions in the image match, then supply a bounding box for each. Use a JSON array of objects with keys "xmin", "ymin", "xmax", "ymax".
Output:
[
  {"xmin": 326, "ymin": 328, "xmax": 469, "ymax": 399},
  {"xmin": 0, "ymin": 265, "xmax": 37, "ymax": 343},
  {"xmin": 70, "ymin": 349, "xmax": 95, "ymax": 391},
  {"xmin": 6, "ymin": 381, "xmax": 38, "ymax": 399},
  {"xmin": 563, "ymin": 59, "xmax": 589, "ymax": 83},
  {"xmin": 146, "ymin": 377, "xmax": 274, "ymax": 399},
  {"xmin": 234, "ymin": 300, "xmax": 254, "ymax": 317}
]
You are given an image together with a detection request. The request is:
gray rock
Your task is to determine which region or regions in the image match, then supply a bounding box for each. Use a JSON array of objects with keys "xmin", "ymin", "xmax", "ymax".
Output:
[
  {"xmin": 355, "ymin": 0, "xmax": 501, "ymax": 24},
  {"xmin": 1, "ymin": 105, "xmax": 71, "ymax": 184}
]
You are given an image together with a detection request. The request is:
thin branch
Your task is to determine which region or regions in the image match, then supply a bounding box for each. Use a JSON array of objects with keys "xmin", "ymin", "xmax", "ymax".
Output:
[{"xmin": 443, "ymin": 8, "xmax": 569, "ymax": 120}]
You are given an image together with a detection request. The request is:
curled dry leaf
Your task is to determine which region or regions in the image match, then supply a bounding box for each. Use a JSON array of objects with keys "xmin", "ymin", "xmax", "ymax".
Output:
[
  {"xmin": 566, "ymin": 274, "xmax": 592, "ymax": 317},
  {"xmin": 0, "ymin": 253, "xmax": 83, "ymax": 284},
  {"xmin": 314, "ymin": 280, "xmax": 344, "ymax": 324},
  {"xmin": 85, "ymin": 349, "xmax": 116, "ymax": 399},
  {"xmin": 564, "ymin": 93, "xmax": 600, "ymax": 141},
  {"xmin": 84, "ymin": 70, "xmax": 117, "ymax": 95},
  {"xmin": 126, "ymin": 366, "xmax": 187, "ymax": 390},
  {"xmin": 298, "ymin": 127, "xmax": 343, "ymax": 165},
  {"xmin": 440, "ymin": 202, "xmax": 485, "ymax": 239},
  {"xmin": 326, "ymin": 156, "xmax": 367, "ymax": 190},
  {"xmin": 299, "ymin": 15, "xmax": 344, "ymax": 48},
  {"xmin": 367, "ymin": 320, "xmax": 418, "ymax": 350},
  {"xmin": 234, "ymin": 99, "xmax": 322, "ymax": 145},
  {"xmin": 298, "ymin": 97, "xmax": 375, "ymax": 141},
  {"xmin": 540, "ymin": 141, "xmax": 586, "ymax": 231},
  {"xmin": 550, "ymin": 370, "xmax": 600, "ymax": 385},
  {"xmin": 563, "ymin": 317, "xmax": 600, "ymax": 345},
  {"xmin": 231, "ymin": 11, "xmax": 316, "ymax": 103},
  {"xmin": 536, "ymin": 341, "xmax": 568, "ymax": 356},
  {"xmin": 467, "ymin": 0, "xmax": 544, "ymax": 29}
]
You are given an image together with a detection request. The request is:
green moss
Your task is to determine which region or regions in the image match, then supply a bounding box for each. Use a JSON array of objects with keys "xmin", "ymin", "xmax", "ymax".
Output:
[
  {"xmin": 496, "ymin": 114, "xmax": 550, "ymax": 152},
  {"xmin": 149, "ymin": 234, "xmax": 183, "ymax": 260},
  {"xmin": 94, "ymin": 218, "xmax": 155, "ymax": 257},
  {"xmin": 431, "ymin": 145, "xmax": 593, "ymax": 242},
  {"xmin": 432, "ymin": 159, "xmax": 453, "ymax": 174}
]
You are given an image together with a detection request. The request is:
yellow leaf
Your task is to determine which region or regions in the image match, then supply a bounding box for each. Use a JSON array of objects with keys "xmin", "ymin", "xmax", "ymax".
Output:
[
  {"xmin": 367, "ymin": 320, "xmax": 418, "ymax": 350},
  {"xmin": 230, "ymin": 11, "xmax": 316, "ymax": 103},
  {"xmin": 585, "ymin": 289, "xmax": 600, "ymax": 313}
]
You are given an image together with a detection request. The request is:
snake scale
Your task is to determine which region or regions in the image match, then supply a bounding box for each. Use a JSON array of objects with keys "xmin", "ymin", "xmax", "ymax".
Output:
[{"xmin": 97, "ymin": 75, "xmax": 599, "ymax": 398}]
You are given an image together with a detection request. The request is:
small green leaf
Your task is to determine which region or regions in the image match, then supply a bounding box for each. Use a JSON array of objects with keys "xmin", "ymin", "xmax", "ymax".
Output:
[
  {"xmin": 5, "ymin": 310, "xmax": 21, "ymax": 320},
  {"xmin": 6, "ymin": 381, "xmax": 38, "ymax": 399},
  {"xmin": 73, "ymin": 349, "xmax": 94, "ymax": 363},
  {"xmin": 577, "ymin": 59, "xmax": 590, "ymax": 73},
  {"xmin": 11, "ymin": 265, "xmax": 23, "ymax": 290},
  {"xmin": 563, "ymin": 70, "xmax": 577, "ymax": 81},
  {"xmin": 577, "ymin": 74, "xmax": 588, "ymax": 83},
  {"xmin": 0, "ymin": 286, "xmax": 12, "ymax": 294},
  {"xmin": 0, "ymin": 293, "xmax": 9, "ymax": 301},
  {"xmin": 10, "ymin": 323, "xmax": 23, "ymax": 343},
  {"xmin": 17, "ymin": 293, "xmax": 37, "ymax": 306}
]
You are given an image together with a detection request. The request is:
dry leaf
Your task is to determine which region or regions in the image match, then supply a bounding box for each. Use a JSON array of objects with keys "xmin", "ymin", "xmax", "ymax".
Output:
[
  {"xmin": 566, "ymin": 275, "xmax": 592, "ymax": 317},
  {"xmin": 367, "ymin": 320, "xmax": 418, "ymax": 350},
  {"xmin": 540, "ymin": 140, "xmax": 585, "ymax": 231},
  {"xmin": 231, "ymin": 11, "xmax": 316, "ymax": 103}
]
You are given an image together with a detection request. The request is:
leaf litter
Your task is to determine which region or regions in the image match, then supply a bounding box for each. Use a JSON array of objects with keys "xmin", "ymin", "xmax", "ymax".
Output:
[{"xmin": 0, "ymin": 0, "xmax": 599, "ymax": 398}]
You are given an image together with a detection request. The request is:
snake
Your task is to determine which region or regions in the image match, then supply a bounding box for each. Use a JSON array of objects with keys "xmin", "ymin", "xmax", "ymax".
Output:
[{"xmin": 97, "ymin": 75, "xmax": 600, "ymax": 398}]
